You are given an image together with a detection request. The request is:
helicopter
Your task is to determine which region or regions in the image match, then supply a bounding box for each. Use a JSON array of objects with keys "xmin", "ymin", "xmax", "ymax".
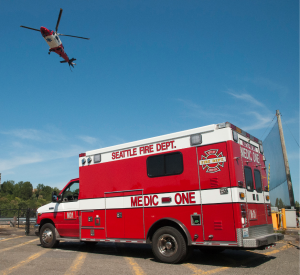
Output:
[{"xmin": 20, "ymin": 8, "xmax": 90, "ymax": 68}]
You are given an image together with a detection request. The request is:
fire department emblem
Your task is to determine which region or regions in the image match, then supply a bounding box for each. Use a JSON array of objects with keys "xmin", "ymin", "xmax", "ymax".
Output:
[{"xmin": 199, "ymin": 149, "xmax": 226, "ymax": 173}]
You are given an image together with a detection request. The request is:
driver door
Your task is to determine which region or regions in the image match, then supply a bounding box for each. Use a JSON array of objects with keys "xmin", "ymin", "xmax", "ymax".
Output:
[{"xmin": 56, "ymin": 181, "xmax": 80, "ymax": 238}]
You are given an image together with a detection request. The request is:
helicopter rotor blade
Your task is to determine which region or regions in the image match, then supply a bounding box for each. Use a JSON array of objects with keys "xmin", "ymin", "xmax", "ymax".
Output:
[
  {"xmin": 20, "ymin": 26, "xmax": 40, "ymax": 32},
  {"xmin": 57, "ymin": 33, "xmax": 90, "ymax": 40},
  {"xmin": 55, "ymin": 8, "xmax": 63, "ymax": 33}
]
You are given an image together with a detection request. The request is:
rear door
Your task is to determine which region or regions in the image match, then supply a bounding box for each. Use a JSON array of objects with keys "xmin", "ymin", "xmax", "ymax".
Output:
[
  {"xmin": 197, "ymin": 142, "xmax": 236, "ymax": 241},
  {"xmin": 240, "ymin": 139, "xmax": 267, "ymax": 226}
]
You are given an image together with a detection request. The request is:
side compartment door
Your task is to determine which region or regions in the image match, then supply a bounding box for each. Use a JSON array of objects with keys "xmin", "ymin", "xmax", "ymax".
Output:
[
  {"xmin": 105, "ymin": 190, "xmax": 144, "ymax": 239},
  {"xmin": 80, "ymin": 210, "xmax": 106, "ymax": 240},
  {"xmin": 197, "ymin": 142, "xmax": 236, "ymax": 241},
  {"xmin": 105, "ymin": 192, "xmax": 125, "ymax": 238}
]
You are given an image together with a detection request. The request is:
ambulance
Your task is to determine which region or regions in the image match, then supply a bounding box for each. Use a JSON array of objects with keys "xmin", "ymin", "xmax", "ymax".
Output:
[{"xmin": 35, "ymin": 122, "xmax": 283, "ymax": 263}]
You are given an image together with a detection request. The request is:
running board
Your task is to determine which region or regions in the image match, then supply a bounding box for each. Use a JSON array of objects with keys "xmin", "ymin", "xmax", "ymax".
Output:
[{"xmin": 57, "ymin": 238, "xmax": 81, "ymax": 242}]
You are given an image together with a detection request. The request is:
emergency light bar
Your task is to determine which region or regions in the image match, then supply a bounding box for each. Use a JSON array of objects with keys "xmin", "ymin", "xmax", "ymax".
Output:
[{"xmin": 217, "ymin": 122, "xmax": 263, "ymax": 150}]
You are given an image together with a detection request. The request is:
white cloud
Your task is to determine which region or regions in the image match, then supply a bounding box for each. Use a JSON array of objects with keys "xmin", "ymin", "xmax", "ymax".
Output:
[
  {"xmin": 0, "ymin": 145, "xmax": 84, "ymax": 172},
  {"xmin": 78, "ymin": 135, "xmax": 98, "ymax": 145},
  {"xmin": 226, "ymin": 91, "xmax": 275, "ymax": 131},
  {"xmin": 226, "ymin": 90, "xmax": 265, "ymax": 108},
  {"xmin": 241, "ymin": 76, "xmax": 289, "ymax": 95},
  {"xmin": 1, "ymin": 127, "xmax": 65, "ymax": 143},
  {"xmin": 243, "ymin": 111, "xmax": 274, "ymax": 131},
  {"xmin": 176, "ymin": 98, "xmax": 232, "ymax": 120}
]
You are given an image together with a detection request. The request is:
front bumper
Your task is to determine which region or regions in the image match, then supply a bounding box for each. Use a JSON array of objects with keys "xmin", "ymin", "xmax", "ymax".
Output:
[
  {"xmin": 34, "ymin": 224, "xmax": 40, "ymax": 237},
  {"xmin": 237, "ymin": 224, "xmax": 284, "ymax": 248}
]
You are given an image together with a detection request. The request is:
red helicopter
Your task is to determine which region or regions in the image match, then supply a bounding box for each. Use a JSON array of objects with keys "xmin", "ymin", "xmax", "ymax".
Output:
[{"xmin": 20, "ymin": 9, "xmax": 89, "ymax": 68}]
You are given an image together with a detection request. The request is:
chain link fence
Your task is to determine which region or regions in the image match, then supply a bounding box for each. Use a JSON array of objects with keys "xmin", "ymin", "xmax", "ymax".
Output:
[
  {"xmin": 0, "ymin": 208, "xmax": 36, "ymax": 235},
  {"xmin": 263, "ymin": 120, "xmax": 292, "ymax": 207}
]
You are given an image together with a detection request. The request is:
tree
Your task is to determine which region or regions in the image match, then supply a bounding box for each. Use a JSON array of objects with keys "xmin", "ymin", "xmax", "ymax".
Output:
[
  {"xmin": 275, "ymin": 198, "xmax": 285, "ymax": 209},
  {"xmin": 20, "ymin": 181, "xmax": 33, "ymax": 200},
  {"xmin": 0, "ymin": 179, "xmax": 59, "ymax": 210},
  {"xmin": 0, "ymin": 180, "xmax": 15, "ymax": 195}
]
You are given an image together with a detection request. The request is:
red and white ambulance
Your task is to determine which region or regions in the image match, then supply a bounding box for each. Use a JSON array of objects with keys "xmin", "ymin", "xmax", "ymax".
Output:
[{"xmin": 35, "ymin": 122, "xmax": 283, "ymax": 263}]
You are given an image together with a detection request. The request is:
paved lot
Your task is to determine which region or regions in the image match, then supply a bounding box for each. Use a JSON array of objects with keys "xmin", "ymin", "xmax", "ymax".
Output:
[{"xmin": 0, "ymin": 229, "xmax": 299, "ymax": 275}]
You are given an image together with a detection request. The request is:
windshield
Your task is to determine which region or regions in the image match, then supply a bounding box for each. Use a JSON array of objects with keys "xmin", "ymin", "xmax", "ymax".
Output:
[{"xmin": 62, "ymin": 181, "xmax": 79, "ymax": 202}]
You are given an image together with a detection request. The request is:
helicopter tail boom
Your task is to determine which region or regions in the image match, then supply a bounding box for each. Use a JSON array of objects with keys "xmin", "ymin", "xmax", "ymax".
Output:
[{"xmin": 60, "ymin": 58, "xmax": 76, "ymax": 68}]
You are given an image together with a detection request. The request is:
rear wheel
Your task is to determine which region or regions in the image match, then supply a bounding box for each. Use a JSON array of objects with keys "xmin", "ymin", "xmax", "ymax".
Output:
[
  {"xmin": 40, "ymin": 223, "xmax": 60, "ymax": 248},
  {"xmin": 152, "ymin": 226, "xmax": 187, "ymax": 264},
  {"xmin": 185, "ymin": 246, "xmax": 194, "ymax": 261}
]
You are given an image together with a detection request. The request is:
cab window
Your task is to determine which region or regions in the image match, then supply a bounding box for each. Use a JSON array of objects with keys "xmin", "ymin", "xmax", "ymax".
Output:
[
  {"xmin": 254, "ymin": 169, "xmax": 262, "ymax": 193},
  {"xmin": 244, "ymin": 166, "xmax": 254, "ymax": 191},
  {"xmin": 62, "ymin": 181, "xmax": 79, "ymax": 202}
]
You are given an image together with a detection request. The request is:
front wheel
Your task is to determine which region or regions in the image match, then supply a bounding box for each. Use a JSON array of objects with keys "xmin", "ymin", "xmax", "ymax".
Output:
[
  {"xmin": 40, "ymin": 223, "xmax": 60, "ymax": 248},
  {"xmin": 152, "ymin": 226, "xmax": 187, "ymax": 264}
]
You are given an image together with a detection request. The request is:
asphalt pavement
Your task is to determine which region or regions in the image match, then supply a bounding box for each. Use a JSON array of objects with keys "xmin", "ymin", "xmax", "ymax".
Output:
[{"xmin": 0, "ymin": 226, "xmax": 299, "ymax": 275}]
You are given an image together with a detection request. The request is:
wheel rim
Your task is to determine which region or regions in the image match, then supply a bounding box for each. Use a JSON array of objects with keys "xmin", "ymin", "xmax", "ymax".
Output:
[
  {"xmin": 41, "ymin": 228, "xmax": 53, "ymax": 244},
  {"xmin": 157, "ymin": 234, "xmax": 178, "ymax": 257}
]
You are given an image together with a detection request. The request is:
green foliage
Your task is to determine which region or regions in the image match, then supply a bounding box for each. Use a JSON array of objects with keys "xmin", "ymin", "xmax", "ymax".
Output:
[
  {"xmin": 275, "ymin": 198, "xmax": 285, "ymax": 209},
  {"xmin": 0, "ymin": 180, "xmax": 60, "ymax": 211},
  {"xmin": 295, "ymin": 201, "xmax": 300, "ymax": 207}
]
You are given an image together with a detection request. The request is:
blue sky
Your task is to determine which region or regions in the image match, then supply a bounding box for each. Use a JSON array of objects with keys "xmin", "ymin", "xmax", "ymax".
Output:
[{"xmin": 0, "ymin": 1, "xmax": 298, "ymax": 200}]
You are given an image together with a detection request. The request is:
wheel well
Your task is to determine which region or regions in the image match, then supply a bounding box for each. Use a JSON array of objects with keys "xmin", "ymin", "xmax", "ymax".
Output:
[
  {"xmin": 39, "ymin": 219, "xmax": 55, "ymax": 233},
  {"xmin": 146, "ymin": 219, "xmax": 191, "ymax": 245}
]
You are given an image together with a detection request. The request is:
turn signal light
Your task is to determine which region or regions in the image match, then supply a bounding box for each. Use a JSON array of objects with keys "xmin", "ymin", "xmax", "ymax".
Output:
[
  {"xmin": 266, "ymin": 195, "xmax": 270, "ymax": 201},
  {"xmin": 239, "ymin": 192, "xmax": 245, "ymax": 199}
]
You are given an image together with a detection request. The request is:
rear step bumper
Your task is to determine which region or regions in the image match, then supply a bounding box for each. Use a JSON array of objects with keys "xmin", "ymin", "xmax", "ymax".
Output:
[
  {"xmin": 242, "ymin": 233, "xmax": 284, "ymax": 248},
  {"xmin": 237, "ymin": 224, "xmax": 284, "ymax": 248}
]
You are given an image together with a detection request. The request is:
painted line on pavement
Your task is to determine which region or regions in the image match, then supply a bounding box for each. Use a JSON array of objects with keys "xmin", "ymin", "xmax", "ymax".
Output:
[
  {"xmin": 64, "ymin": 252, "xmax": 87, "ymax": 275},
  {"xmin": 0, "ymin": 236, "xmax": 23, "ymax": 242},
  {"xmin": 185, "ymin": 243, "xmax": 293, "ymax": 275},
  {"xmin": 0, "ymin": 239, "xmax": 38, "ymax": 253},
  {"xmin": 125, "ymin": 257, "xmax": 145, "ymax": 275},
  {"xmin": 0, "ymin": 250, "xmax": 48, "ymax": 275}
]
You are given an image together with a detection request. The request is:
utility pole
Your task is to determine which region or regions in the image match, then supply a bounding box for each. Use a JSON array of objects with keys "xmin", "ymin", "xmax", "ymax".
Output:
[{"xmin": 276, "ymin": 110, "xmax": 295, "ymax": 207}]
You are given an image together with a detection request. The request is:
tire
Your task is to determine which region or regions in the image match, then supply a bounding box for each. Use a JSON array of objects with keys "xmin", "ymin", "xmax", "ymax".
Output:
[
  {"xmin": 40, "ymin": 223, "xmax": 60, "ymax": 248},
  {"xmin": 184, "ymin": 246, "xmax": 194, "ymax": 261},
  {"xmin": 152, "ymin": 226, "xmax": 187, "ymax": 264}
]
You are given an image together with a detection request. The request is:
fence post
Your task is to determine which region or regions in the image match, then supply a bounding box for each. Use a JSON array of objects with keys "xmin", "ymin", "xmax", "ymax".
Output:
[
  {"xmin": 18, "ymin": 208, "xmax": 20, "ymax": 228},
  {"xmin": 25, "ymin": 208, "xmax": 30, "ymax": 235},
  {"xmin": 282, "ymin": 208, "xmax": 287, "ymax": 229}
]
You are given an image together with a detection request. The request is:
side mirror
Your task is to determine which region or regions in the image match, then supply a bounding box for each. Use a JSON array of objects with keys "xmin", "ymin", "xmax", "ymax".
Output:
[
  {"xmin": 52, "ymin": 191, "xmax": 61, "ymax": 203},
  {"xmin": 51, "ymin": 191, "xmax": 57, "ymax": 202},
  {"xmin": 57, "ymin": 194, "xmax": 62, "ymax": 203}
]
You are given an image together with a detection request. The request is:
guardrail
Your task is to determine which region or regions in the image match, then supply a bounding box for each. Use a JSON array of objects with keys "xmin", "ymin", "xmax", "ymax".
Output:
[{"xmin": 0, "ymin": 218, "xmax": 36, "ymax": 225}]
